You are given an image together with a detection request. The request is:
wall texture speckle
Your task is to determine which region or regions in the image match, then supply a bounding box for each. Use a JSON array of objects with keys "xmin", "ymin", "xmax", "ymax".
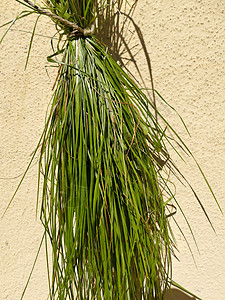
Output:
[{"xmin": 1, "ymin": 1, "xmax": 225, "ymax": 299}]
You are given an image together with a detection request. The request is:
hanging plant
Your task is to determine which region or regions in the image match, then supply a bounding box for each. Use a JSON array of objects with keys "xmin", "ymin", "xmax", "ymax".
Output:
[{"xmin": 1, "ymin": 1, "xmax": 221, "ymax": 299}]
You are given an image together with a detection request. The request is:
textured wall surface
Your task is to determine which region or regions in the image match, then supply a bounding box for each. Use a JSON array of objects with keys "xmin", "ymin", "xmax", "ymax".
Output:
[{"xmin": 1, "ymin": 1, "xmax": 225, "ymax": 299}]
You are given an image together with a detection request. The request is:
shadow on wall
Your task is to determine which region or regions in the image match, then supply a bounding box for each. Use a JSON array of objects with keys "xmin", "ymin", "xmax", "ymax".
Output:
[
  {"xmin": 165, "ymin": 288, "xmax": 196, "ymax": 300},
  {"xmin": 97, "ymin": 0, "xmax": 158, "ymax": 117},
  {"xmin": 97, "ymin": 0, "xmax": 154, "ymax": 90}
]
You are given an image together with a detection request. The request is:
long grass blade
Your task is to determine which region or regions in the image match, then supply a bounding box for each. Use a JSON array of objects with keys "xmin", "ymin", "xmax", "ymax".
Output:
[{"xmin": 25, "ymin": 14, "xmax": 41, "ymax": 69}]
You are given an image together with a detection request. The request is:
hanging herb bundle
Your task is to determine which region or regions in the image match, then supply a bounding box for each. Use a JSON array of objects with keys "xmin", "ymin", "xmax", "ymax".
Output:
[{"xmin": 1, "ymin": 0, "xmax": 221, "ymax": 299}]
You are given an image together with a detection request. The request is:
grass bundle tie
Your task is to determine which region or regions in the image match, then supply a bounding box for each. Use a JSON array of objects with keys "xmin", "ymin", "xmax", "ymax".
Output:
[
  {"xmin": 22, "ymin": 0, "xmax": 95, "ymax": 36},
  {"xmin": 67, "ymin": 24, "xmax": 95, "ymax": 39}
]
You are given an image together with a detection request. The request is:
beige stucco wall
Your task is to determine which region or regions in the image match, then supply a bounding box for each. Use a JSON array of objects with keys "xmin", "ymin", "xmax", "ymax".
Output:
[{"xmin": 1, "ymin": 1, "xmax": 225, "ymax": 299}]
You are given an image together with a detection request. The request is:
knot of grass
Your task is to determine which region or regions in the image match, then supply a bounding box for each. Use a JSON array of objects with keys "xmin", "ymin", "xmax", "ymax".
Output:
[
  {"xmin": 67, "ymin": 24, "xmax": 95, "ymax": 40},
  {"xmin": 23, "ymin": 0, "xmax": 95, "ymax": 37}
]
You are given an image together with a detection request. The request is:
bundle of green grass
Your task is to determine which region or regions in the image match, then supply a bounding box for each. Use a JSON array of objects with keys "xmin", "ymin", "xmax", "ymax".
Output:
[{"xmin": 6, "ymin": 0, "xmax": 217, "ymax": 299}]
